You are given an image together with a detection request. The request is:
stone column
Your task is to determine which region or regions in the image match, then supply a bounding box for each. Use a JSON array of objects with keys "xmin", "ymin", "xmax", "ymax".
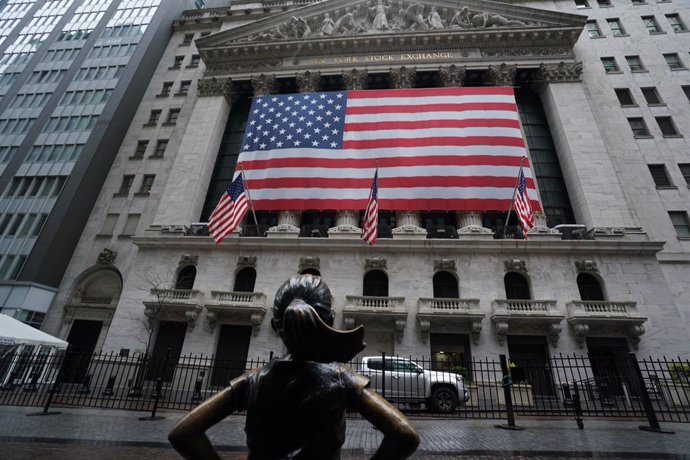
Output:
[
  {"xmin": 389, "ymin": 66, "xmax": 426, "ymax": 239},
  {"xmin": 330, "ymin": 69, "xmax": 369, "ymax": 238},
  {"xmin": 534, "ymin": 62, "xmax": 636, "ymax": 229},
  {"xmin": 150, "ymin": 77, "xmax": 234, "ymax": 233},
  {"xmin": 456, "ymin": 212, "xmax": 493, "ymax": 239}
]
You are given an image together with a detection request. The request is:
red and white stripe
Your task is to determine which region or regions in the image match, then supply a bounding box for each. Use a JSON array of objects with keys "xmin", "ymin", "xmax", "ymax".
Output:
[
  {"xmin": 208, "ymin": 192, "xmax": 248, "ymax": 243},
  {"xmin": 238, "ymin": 87, "xmax": 541, "ymax": 212}
]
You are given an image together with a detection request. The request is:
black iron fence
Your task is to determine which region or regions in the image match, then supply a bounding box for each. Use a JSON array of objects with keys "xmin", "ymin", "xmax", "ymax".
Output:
[{"xmin": 1, "ymin": 350, "xmax": 688, "ymax": 425}]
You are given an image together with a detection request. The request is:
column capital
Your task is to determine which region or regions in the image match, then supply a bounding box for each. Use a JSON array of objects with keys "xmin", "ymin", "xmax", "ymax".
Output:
[
  {"xmin": 438, "ymin": 64, "xmax": 466, "ymax": 87},
  {"xmin": 197, "ymin": 77, "xmax": 235, "ymax": 102},
  {"xmin": 488, "ymin": 63, "xmax": 516, "ymax": 87},
  {"xmin": 296, "ymin": 70, "xmax": 321, "ymax": 93},
  {"xmin": 389, "ymin": 66, "xmax": 416, "ymax": 89},
  {"xmin": 534, "ymin": 61, "xmax": 583, "ymax": 84},
  {"xmin": 251, "ymin": 73, "xmax": 277, "ymax": 96},
  {"xmin": 342, "ymin": 68, "xmax": 368, "ymax": 90}
]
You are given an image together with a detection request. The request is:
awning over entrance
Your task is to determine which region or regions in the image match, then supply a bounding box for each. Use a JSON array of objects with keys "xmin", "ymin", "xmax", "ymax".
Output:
[{"xmin": 0, "ymin": 314, "xmax": 68, "ymax": 349}]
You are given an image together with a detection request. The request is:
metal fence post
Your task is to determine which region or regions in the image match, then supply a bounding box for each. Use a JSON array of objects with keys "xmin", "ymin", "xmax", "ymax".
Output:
[
  {"xmin": 139, "ymin": 348, "xmax": 170, "ymax": 421},
  {"xmin": 381, "ymin": 352, "xmax": 386, "ymax": 400},
  {"xmin": 495, "ymin": 354, "xmax": 523, "ymax": 430},
  {"xmin": 27, "ymin": 348, "xmax": 69, "ymax": 416},
  {"xmin": 629, "ymin": 353, "xmax": 674, "ymax": 434},
  {"xmin": 572, "ymin": 381, "xmax": 584, "ymax": 429}
]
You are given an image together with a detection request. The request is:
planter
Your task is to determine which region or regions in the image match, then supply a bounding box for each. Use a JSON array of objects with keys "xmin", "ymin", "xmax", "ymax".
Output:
[
  {"xmin": 480, "ymin": 382, "xmax": 534, "ymax": 407},
  {"xmin": 660, "ymin": 381, "xmax": 690, "ymax": 407}
]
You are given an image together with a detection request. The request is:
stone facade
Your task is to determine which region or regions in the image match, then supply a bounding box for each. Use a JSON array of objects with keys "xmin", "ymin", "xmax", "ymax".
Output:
[{"xmin": 43, "ymin": 0, "xmax": 690, "ymax": 367}]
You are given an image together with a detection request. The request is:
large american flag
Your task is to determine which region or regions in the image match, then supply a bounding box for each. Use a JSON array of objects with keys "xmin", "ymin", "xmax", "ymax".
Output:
[
  {"xmin": 208, "ymin": 175, "xmax": 249, "ymax": 243},
  {"xmin": 361, "ymin": 168, "xmax": 378, "ymax": 246},
  {"xmin": 514, "ymin": 167, "xmax": 535, "ymax": 239},
  {"xmin": 236, "ymin": 87, "xmax": 541, "ymax": 212}
]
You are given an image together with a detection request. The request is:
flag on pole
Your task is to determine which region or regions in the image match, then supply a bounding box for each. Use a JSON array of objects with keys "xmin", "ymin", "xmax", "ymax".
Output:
[
  {"xmin": 514, "ymin": 167, "xmax": 535, "ymax": 239},
  {"xmin": 361, "ymin": 168, "xmax": 378, "ymax": 246},
  {"xmin": 208, "ymin": 174, "xmax": 249, "ymax": 243}
]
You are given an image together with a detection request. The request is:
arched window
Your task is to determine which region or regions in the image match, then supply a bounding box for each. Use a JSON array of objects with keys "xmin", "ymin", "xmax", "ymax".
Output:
[
  {"xmin": 577, "ymin": 273, "xmax": 604, "ymax": 301},
  {"xmin": 175, "ymin": 265, "xmax": 196, "ymax": 290},
  {"xmin": 504, "ymin": 272, "xmax": 530, "ymax": 300},
  {"xmin": 433, "ymin": 271, "xmax": 459, "ymax": 298},
  {"xmin": 300, "ymin": 268, "xmax": 321, "ymax": 276},
  {"xmin": 234, "ymin": 267, "xmax": 256, "ymax": 292},
  {"xmin": 363, "ymin": 270, "xmax": 388, "ymax": 297}
]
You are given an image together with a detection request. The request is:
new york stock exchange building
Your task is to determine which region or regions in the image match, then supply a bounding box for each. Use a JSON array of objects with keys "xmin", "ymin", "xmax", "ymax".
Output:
[{"xmin": 42, "ymin": 0, "xmax": 690, "ymax": 394}]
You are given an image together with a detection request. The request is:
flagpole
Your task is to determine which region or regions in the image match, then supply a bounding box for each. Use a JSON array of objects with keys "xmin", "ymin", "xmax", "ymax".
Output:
[
  {"xmin": 239, "ymin": 162, "xmax": 260, "ymax": 231},
  {"xmin": 504, "ymin": 156, "xmax": 527, "ymax": 228}
]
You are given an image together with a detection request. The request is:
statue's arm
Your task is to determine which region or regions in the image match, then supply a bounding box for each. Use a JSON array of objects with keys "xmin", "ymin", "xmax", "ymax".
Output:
[
  {"xmin": 168, "ymin": 374, "xmax": 250, "ymax": 460},
  {"xmin": 355, "ymin": 388, "xmax": 420, "ymax": 459}
]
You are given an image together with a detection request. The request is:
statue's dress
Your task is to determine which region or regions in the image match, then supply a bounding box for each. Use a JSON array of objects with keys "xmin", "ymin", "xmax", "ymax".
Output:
[
  {"xmin": 371, "ymin": 6, "xmax": 389, "ymax": 30},
  {"xmin": 244, "ymin": 357, "xmax": 369, "ymax": 459}
]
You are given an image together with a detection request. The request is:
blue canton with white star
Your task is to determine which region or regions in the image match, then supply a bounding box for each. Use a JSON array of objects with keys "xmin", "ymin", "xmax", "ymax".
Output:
[{"xmin": 241, "ymin": 91, "xmax": 348, "ymax": 151}]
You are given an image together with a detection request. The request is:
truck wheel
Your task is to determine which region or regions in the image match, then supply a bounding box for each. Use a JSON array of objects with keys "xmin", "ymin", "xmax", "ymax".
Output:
[{"xmin": 430, "ymin": 386, "xmax": 458, "ymax": 413}]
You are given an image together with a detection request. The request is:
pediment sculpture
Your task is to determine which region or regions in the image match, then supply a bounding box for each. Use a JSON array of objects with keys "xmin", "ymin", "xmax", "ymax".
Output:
[{"xmin": 242, "ymin": 1, "xmax": 542, "ymax": 42}]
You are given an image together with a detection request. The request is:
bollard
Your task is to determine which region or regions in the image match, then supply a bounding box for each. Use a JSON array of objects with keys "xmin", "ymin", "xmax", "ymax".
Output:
[
  {"xmin": 77, "ymin": 374, "xmax": 92, "ymax": 394},
  {"xmin": 495, "ymin": 354, "xmax": 523, "ymax": 430},
  {"xmin": 27, "ymin": 348, "xmax": 70, "ymax": 416},
  {"xmin": 102, "ymin": 375, "xmax": 116, "ymax": 396},
  {"xmin": 629, "ymin": 353, "xmax": 674, "ymax": 434},
  {"xmin": 191, "ymin": 371, "xmax": 205, "ymax": 402}
]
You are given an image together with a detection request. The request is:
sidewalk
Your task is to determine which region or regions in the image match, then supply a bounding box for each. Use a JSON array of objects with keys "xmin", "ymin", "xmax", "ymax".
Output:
[{"xmin": 0, "ymin": 405, "xmax": 688, "ymax": 459}]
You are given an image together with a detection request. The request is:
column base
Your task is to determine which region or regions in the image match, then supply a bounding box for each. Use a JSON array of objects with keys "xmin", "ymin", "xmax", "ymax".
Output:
[
  {"xmin": 526, "ymin": 226, "xmax": 562, "ymax": 240},
  {"xmin": 457, "ymin": 225, "xmax": 494, "ymax": 239},
  {"xmin": 266, "ymin": 224, "xmax": 300, "ymax": 238},
  {"xmin": 328, "ymin": 225, "xmax": 362, "ymax": 239},
  {"xmin": 392, "ymin": 225, "xmax": 427, "ymax": 240}
]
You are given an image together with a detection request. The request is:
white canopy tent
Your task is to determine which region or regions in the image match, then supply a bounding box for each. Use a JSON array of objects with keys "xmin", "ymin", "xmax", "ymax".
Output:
[{"xmin": 0, "ymin": 313, "xmax": 67, "ymax": 348}]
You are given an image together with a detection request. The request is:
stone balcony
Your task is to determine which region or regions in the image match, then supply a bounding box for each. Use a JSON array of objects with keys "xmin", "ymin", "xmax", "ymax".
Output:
[
  {"xmin": 204, "ymin": 291, "xmax": 268, "ymax": 335},
  {"xmin": 144, "ymin": 289, "xmax": 203, "ymax": 326},
  {"xmin": 342, "ymin": 295, "xmax": 407, "ymax": 342},
  {"xmin": 567, "ymin": 300, "xmax": 647, "ymax": 348},
  {"xmin": 416, "ymin": 297, "xmax": 484, "ymax": 344},
  {"xmin": 491, "ymin": 299, "xmax": 564, "ymax": 345}
]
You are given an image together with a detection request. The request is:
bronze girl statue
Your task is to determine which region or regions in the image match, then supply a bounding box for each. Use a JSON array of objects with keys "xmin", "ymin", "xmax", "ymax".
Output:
[{"xmin": 169, "ymin": 274, "xmax": 419, "ymax": 459}]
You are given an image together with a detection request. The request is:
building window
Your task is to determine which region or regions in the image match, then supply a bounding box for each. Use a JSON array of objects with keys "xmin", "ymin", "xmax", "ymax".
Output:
[
  {"xmin": 171, "ymin": 55, "xmax": 184, "ymax": 68},
  {"xmin": 145, "ymin": 109, "xmax": 161, "ymax": 126},
  {"xmin": 628, "ymin": 117, "xmax": 650, "ymax": 137},
  {"xmin": 117, "ymin": 175, "xmax": 134, "ymax": 195},
  {"xmin": 626, "ymin": 55, "xmax": 645, "ymax": 71},
  {"xmin": 678, "ymin": 164, "xmax": 690, "ymax": 186},
  {"xmin": 153, "ymin": 140, "xmax": 168, "ymax": 158},
  {"xmin": 596, "ymin": 0, "xmax": 611, "ymax": 6},
  {"xmin": 601, "ymin": 57, "xmax": 619, "ymax": 73},
  {"xmin": 132, "ymin": 140, "xmax": 148, "ymax": 159},
  {"xmin": 165, "ymin": 109, "xmax": 180, "ymax": 125},
  {"xmin": 121, "ymin": 213, "xmax": 141, "ymax": 236},
  {"xmin": 504, "ymin": 272, "xmax": 530, "ymax": 300},
  {"xmin": 577, "ymin": 273, "xmax": 605, "ymax": 301},
  {"xmin": 656, "ymin": 116, "xmax": 680, "ymax": 136},
  {"xmin": 188, "ymin": 54, "xmax": 200, "ymax": 68},
  {"xmin": 669, "ymin": 211, "xmax": 690, "ymax": 237},
  {"xmin": 575, "ymin": 0, "xmax": 590, "ymax": 8},
  {"xmin": 682, "ymin": 85, "xmax": 690, "ymax": 101},
  {"xmin": 175, "ymin": 265, "xmax": 196, "ymax": 290},
  {"xmin": 664, "ymin": 53, "xmax": 685, "ymax": 70},
  {"xmin": 139, "ymin": 175, "xmax": 155, "ymax": 194},
  {"xmin": 642, "ymin": 16, "xmax": 662, "ymax": 33},
  {"xmin": 182, "ymin": 33, "xmax": 194, "ymax": 45},
  {"xmin": 159, "ymin": 82, "xmax": 173, "ymax": 96},
  {"xmin": 641, "ymin": 87, "xmax": 663, "ymax": 104},
  {"xmin": 100, "ymin": 213, "xmax": 118, "ymax": 235},
  {"xmin": 648, "ymin": 164, "xmax": 673, "ymax": 187},
  {"xmin": 586, "ymin": 20, "xmax": 602, "ymax": 37},
  {"xmin": 614, "ymin": 88, "xmax": 635, "ymax": 105},
  {"xmin": 177, "ymin": 80, "xmax": 191, "ymax": 95},
  {"xmin": 666, "ymin": 14, "xmax": 686, "ymax": 32},
  {"xmin": 234, "ymin": 267, "xmax": 257, "ymax": 292},
  {"xmin": 607, "ymin": 18, "xmax": 626, "ymax": 36},
  {"xmin": 631, "ymin": 0, "xmax": 646, "ymax": 5},
  {"xmin": 363, "ymin": 270, "xmax": 388, "ymax": 297},
  {"xmin": 433, "ymin": 271, "xmax": 459, "ymax": 299}
]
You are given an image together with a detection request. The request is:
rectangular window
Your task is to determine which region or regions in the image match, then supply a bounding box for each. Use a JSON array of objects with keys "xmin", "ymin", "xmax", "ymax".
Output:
[
  {"xmin": 626, "ymin": 55, "xmax": 645, "ymax": 71},
  {"xmin": 664, "ymin": 53, "xmax": 685, "ymax": 70},
  {"xmin": 171, "ymin": 55, "xmax": 184, "ymax": 68},
  {"xmin": 145, "ymin": 110, "xmax": 161, "ymax": 126},
  {"xmin": 575, "ymin": 0, "xmax": 590, "ymax": 8},
  {"xmin": 153, "ymin": 140, "xmax": 168, "ymax": 158},
  {"xmin": 100, "ymin": 213, "xmax": 118, "ymax": 235},
  {"xmin": 139, "ymin": 175, "xmax": 155, "ymax": 194},
  {"xmin": 631, "ymin": 0, "xmax": 646, "ymax": 5},
  {"xmin": 601, "ymin": 57, "xmax": 619, "ymax": 73},
  {"xmin": 7, "ymin": 214, "xmax": 25, "ymax": 236},
  {"xmin": 18, "ymin": 214, "xmax": 37, "ymax": 236},
  {"xmin": 628, "ymin": 117, "xmax": 650, "ymax": 137},
  {"xmin": 656, "ymin": 116, "xmax": 680, "ymax": 136},
  {"xmin": 32, "ymin": 214, "xmax": 47, "ymax": 236},
  {"xmin": 669, "ymin": 211, "xmax": 690, "ymax": 237},
  {"xmin": 160, "ymin": 82, "xmax": 173, "ymax": 96},
  {"xmin": 188, "ymin": 54, "xmax": 200, "ymax": 68},
  {"xmin": 666, "ymin": 14, "xmax": 686, "ymax": 32},
  {"xmin": 132, "ymin": 140, "xmax": 148, "ymax": 159},
  {"xmin": 615, "ymin": 88, "xmax": 635, "ymax": 105},
  {"xmin": 641, "ymin": 87, "xmax": 662, "ymax": 104},
  {"xmin": 648, "ymin": 164, "xmax": 673, "ymax": 187},
  {"xmin": 677, "ymin": 164, "xmax": 690, "ymax": 186},
  {"xmin": 682, "ymin": 85, "xmax": 690, "ymax": 102},
  {"xmin": 165, "ymin": 109, "xmax": 180, "ymax": 125},
  {"xmin": 121, "ymin": 213, "xmax": 140, "ymax": 236},
  {"xmin": 178, "ymin": 80, "xmax": 191, "ymax": 95},
  {"xmin": 642, "ymin": 16, "xmax": 662, "ymax": 33},
  {"xmin": 586, "ymin": 20, "xmax": 602, "ymax": 37},
  {"xmin": 597, "ymin": 0, "xmax": 611, "ymax": 6},
  {"xmin": 182, "ymin": 33, "xmax": 194, "ymax": 45},
  {"xmin": 607, "ymin": 18, "xmax": 626, "ymax": 36},
  {"xmin": 118, "ymin": 175, "xmax": 135, "ymax": 195}
]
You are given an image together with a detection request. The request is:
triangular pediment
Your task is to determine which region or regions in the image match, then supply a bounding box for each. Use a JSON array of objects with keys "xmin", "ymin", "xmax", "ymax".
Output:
[{"xmin": 198, "ymin": 0, "xmax": 585, "ymax": 47}]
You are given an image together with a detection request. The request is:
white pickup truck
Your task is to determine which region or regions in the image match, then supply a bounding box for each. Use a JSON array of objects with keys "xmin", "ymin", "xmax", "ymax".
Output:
[{"xmin": 357, "ymin": 356, "xmax": 469, "ymax": 413}]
